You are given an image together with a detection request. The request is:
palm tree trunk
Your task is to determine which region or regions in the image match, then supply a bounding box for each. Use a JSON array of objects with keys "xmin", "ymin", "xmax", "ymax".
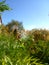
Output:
[{"xmin": 0, "ymin": 15, "xmax": 2, "ymax": 25}]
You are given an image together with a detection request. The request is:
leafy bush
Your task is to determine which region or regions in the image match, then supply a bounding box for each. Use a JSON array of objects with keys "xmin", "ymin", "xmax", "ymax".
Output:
[
  {"xmin": 0, "ymin": 32, "xmax": 49, "ymax": 65},
  {"xmin": 0, "ymin": 34, "xmax": 38, "ymax": 65}
]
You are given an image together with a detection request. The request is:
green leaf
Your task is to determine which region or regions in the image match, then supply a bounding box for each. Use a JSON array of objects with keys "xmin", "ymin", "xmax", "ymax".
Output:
[{"xmin": 0, "ymin": 0, "xmax": 11, "ymax": 12}]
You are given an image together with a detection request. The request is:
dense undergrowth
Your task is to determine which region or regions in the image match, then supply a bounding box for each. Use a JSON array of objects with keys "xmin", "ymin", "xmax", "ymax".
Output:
[{"xmin": 0, "ymin": 33, "xmax": 49, "ymax": 65}]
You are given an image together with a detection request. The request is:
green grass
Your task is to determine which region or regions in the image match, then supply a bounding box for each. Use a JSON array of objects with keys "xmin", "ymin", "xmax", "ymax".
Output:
[{"xmin": 0, "ymin": 34, "xmax": 49, "ymax": 65}]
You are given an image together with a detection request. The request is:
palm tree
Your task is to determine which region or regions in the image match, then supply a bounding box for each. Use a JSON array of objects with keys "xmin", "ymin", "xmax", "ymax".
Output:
[
  {"xmin": 0, "ymin": 15, "xmax": 2, "ymax": 25},
  {"xmin": 0, "ymin": 0, "xmax": 11, "ymax": 25}
]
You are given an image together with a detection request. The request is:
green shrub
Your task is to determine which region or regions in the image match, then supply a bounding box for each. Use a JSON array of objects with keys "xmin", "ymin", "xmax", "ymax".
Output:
[{"xmin": 0, "ymin": 34, "xmax": 48, "ymax": 65}]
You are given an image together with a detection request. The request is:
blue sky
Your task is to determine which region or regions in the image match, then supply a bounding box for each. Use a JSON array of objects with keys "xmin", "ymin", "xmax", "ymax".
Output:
[{"xmin": 1, "ymin": 0, "xmax": 49, "ymax": 30}]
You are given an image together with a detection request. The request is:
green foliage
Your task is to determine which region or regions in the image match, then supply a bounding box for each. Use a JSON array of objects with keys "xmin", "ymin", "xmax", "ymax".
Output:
[
  {"xmin": 6, "ymin": 20, "xmax": 24, "ymax": 32},
  {"xmin": 23, "ymin": 32, "xmax": 49, "ymax": 64},
  {"xmin": 0, "ymin": 24, "xmax": 49, "ymax": 65},
  {"xmin": 6, "ymin": 20, "xmax": 24, "ymax": 39},
  {"xmin": 0, "ymin": 0, "xmax": 49, "ymax": 65},
  {"xmin": 0, "ymin": 33, "xmax": 46, "ymax": 65},
  {"xmin": 0, "ymin": 0, "xmax": 11, "ymax": 12}
]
